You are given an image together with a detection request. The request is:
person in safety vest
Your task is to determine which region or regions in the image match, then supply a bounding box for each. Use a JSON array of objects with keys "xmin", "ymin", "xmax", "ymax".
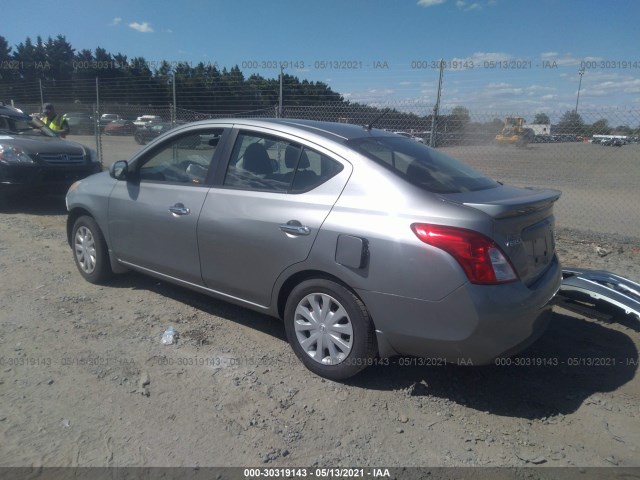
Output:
[{"xmin": 40, "ymin": 103, "xmax": 70, "ymax": 138}]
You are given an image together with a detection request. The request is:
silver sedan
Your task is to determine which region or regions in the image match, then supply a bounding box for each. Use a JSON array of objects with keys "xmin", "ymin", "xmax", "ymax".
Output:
[{"xmin": 66, "ymin": 119, "xmax": 561, "ymax": 380}]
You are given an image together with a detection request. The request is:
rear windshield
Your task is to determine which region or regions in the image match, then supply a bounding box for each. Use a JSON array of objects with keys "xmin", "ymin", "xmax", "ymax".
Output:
[{"xmin": 347, "ymin": 136, "xmax": 498, "ymax": 193}]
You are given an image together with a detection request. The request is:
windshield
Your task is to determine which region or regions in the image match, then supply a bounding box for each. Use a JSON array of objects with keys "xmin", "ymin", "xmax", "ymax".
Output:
[
  {"xmin": 348, "ymin": 136, "xmax": 498, "ymax": 193},
  {"xmin": 0, "ymin": 116, "xmax": 58, "ymax": 138}
]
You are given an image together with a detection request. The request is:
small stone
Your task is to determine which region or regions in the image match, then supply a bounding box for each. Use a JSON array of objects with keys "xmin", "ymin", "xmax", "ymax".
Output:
[
  {"xmin": 398, "ymin": 415, "xmax": 409, "ymax": 423},
  {"xmin": 139, "ymin": 372, "xmax": 150, "ymax": 387},
  {"xmin": 396, "ymin": 428, "xmax": 404, "ymax": 434},
  {"xmin": 47, "ymin": 379, "xmax": 54, "ymax": 385}
]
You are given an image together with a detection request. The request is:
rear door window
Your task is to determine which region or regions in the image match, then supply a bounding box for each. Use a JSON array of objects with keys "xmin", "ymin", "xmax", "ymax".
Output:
[{"xmin": 223, "ymin": 131, "xmax": 343, "ymax": 193}]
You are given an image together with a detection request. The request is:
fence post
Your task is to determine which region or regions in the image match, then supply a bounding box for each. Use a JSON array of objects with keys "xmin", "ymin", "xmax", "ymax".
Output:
[
  {"xmin": 39, "ymin": 79, "xmax": 44, "ymax": 108},
  {"xmin": 171, "ymin": 72, "xmax": 176, "ymax": 127},
  {"xmin": 95, "ymin": 77, "xmax": 102, "ymax": 165},
  {"xmin": 278, "ymin": 65, "xmax": 283, "ymax": 118}
]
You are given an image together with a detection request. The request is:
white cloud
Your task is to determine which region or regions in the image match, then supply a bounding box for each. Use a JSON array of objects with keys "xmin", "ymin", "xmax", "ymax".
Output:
[
  {"xmin": 539, "ymin": 52, "xmax": 603, "ymax": 67},
  {"xmin": 347, "ymin": 88, "xmax": 397, "ymax": 103},
  {"xmin": 456, "ymin": 0, "xmax": 482, "ymax": 10},
  {"xmin": 109, "ymin": 17, "xmax": 122, "ymax": 26},
  {"xmin": 590, "ymin": 78, "xmax": 640, "ymax": 94},
  {"xmin": 129, "ymin": 22, "xmax": 154, "ymax": 33},
  {"xmin": 417, "ymin": 0, "xmax": 446, "ymax": 7},
  {"xmin": 419, "ymin": 0, "xmax": 486, "ymax": 10},
  {"xmin": 449, "ymin": 52, "xmax": 512, "ymax": 69}
]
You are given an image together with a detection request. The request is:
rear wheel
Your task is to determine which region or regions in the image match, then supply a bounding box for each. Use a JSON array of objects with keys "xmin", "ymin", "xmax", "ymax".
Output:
[
  {"xmin": 72, "ymin": 216, "xmax": 113, "ymax": 284},
  {"xmin": 284, "ymin": 279, "xmax": 376, "ymax": 380}
]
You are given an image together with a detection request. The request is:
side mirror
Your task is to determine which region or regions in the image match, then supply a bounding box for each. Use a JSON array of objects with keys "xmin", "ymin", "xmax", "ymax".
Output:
[{"xmin": 109, "ymin": 160, "xmax": 129, "ymax": 180}]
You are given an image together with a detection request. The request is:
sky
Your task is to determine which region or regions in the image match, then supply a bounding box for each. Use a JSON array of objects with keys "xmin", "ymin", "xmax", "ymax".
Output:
[{"xmin": 4, "ymin": 0, "xmax": 640, "ymax": 121}]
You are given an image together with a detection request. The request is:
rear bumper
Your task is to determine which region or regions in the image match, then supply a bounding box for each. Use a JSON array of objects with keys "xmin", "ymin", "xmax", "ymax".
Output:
[{"xmin": 359, "ymin": 255, "xmax": 561, "ymax": 364}]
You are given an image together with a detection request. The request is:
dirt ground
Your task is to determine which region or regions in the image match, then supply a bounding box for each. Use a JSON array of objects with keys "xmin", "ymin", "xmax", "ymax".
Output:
[{"xmin": 0, "ymin": 193, "xmax": 639, "ymax": 470}]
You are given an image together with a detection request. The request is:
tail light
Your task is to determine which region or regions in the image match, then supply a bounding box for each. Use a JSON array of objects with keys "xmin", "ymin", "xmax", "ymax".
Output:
[{"xmin": 411, "ymin": 224, "xmax": 517, "ymax": 285}]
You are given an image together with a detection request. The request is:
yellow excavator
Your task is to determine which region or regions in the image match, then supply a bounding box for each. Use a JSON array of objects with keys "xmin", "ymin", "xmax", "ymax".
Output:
[{"xmin": 495, "ymin": 117, "xmax": 535, "ymax": 147}]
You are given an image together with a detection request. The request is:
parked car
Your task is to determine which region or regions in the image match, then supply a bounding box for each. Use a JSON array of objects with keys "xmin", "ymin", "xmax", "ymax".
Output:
[
  {"xmin": 134, "ymin": 122, "xmax": 174, "ymax": 145},
  {"xmin": 63, "ymin": 112, "xmax": 95, "ymax": 135},
  {"xmin": 0, "ymin": 105, "xmax": 102, "ymax": 199},
  {"xmin": 602, "ymin": 137, "xmax": 625, "ymax": 147},
  {"xmin": 393, "ymin": 131, "xmax": 424, "ymax": 143},
  {"xmin": 66, "ymin": 118, "xmax": 561, "ymax": 380},
  {"xmin": 103, "ymin": 119, "xmax": 136, "ymax": 136},
  {"xmin": 133, "ymin": 115, "xmax": 163, "ymax": 127},
  {"xmin": 100, "ymin": 113, "xmax": 123, "ymax": 122}
]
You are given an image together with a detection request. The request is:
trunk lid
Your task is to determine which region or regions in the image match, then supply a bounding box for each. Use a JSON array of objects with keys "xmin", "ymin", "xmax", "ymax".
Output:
[{"xmin": 443, "ymin": 185, "xmax": 561, "ymax": 286}]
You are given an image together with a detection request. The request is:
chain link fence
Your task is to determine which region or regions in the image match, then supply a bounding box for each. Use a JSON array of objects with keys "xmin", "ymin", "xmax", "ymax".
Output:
[{"xmin": 5, "ymin": 76, "xmax": 640, "ymax": 240}]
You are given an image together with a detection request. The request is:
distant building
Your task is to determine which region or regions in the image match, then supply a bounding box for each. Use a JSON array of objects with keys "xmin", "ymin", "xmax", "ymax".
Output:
[{"xmin": 525, "ymin": 124, "xmax": 551, "ymax": 136}]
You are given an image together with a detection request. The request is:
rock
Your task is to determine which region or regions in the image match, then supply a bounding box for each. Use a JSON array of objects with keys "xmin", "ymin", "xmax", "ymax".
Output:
[
  {"xmin": 47, "ymin": 379, "xmax": 54, "ymax": 385},
  {"xmin": 596, "ymin": 246, "xmax": 611, "ymax": 257},
  {"xmin": 398, "ymin": 415, "xmax": 409, "ymax": 423},
  {"xmin": 396, "ymin": 428, "xmax": 404, "ymax": 434},
  {"xmin": 530, "ymin": 456, "xmax": 547, "ymax": 464},
  {"xmin": 139, "ymin": 371, "xmax": 150, "ymax": 388}
]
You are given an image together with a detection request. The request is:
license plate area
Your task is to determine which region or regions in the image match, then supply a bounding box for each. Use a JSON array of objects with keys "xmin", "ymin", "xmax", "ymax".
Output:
[{"xmin": 522, "ymin": 218, "xmax": 555, "ymax": 269}]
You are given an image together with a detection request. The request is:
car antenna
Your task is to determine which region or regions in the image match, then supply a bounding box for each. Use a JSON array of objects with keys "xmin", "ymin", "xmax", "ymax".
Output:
[{"xmin": 364, "ymin": 108, "xmax": 390, "ymax": 131}]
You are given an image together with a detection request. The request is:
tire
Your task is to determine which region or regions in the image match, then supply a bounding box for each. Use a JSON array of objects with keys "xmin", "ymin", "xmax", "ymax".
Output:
[
  {"xmin": 284, "ymin": 279, "xmax": 376, "ymax": 380},
  {"xmin": 71, "ymin": 216, "xmax": 113, "ymax": 284}
]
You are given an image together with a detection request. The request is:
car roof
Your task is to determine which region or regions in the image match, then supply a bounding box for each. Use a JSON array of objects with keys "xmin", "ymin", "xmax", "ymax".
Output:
[{"xmin": 190, "ymin": 118, "xmax": 397, "ymax": 143}]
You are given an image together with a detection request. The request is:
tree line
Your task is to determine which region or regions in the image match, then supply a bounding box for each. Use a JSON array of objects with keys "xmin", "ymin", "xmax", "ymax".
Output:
[
  {"xmin": 0, "ymin": 34, "xmax": 345, "ymax": 113},
  {"xmin": 1, "ymin": 34, "xmax": 636, "ymax": 136}
]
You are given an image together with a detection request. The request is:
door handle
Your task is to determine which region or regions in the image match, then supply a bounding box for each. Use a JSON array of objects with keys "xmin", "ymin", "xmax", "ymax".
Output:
[
  {"xmin": 279, "ymin": 220, "xmax": 310, "ymax": 236},
  {"xmin": 169, "ymin": 203, "xmax": 190, "ymax": 216}
]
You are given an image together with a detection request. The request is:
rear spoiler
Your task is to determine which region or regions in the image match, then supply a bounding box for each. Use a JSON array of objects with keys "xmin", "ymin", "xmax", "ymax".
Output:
[{"xmin": 463, "ymin": 188, "xmax": 561, "ymax": 219}]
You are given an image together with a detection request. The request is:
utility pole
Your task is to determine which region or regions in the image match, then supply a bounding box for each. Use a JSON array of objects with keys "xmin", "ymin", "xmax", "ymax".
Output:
[
  {"xmin": 575, "ymin": 67, "xmax": 585, "ymax": 113},
  {"xmin": 39, "ymin": 79, "xmax": 44, "ymax": 107},
  {"xmin": 429, "ymin": 59, "xmax": 445, "ymax": 148}
]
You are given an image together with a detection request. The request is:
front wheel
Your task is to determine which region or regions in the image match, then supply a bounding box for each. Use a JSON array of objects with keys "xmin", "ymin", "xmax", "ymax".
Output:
[
  {"xmin": 284, "ymin": 279, "xmax": 377, "ymax": 380},
  {"xmin": 72, "ymin": 216, "xmax": 113, "ymax": 284}
]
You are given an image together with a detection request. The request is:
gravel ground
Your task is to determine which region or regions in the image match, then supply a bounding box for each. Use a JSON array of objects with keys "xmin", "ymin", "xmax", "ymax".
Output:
[
  {"xmin": 1, "ymin": 135, "xmax": 639, "ymax": 471},
  {"xmin": 0, "ymin": 194, "xmax": 638, "ymax": 470}
]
